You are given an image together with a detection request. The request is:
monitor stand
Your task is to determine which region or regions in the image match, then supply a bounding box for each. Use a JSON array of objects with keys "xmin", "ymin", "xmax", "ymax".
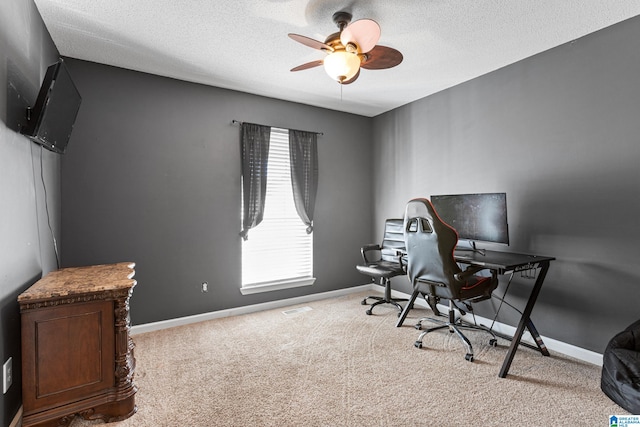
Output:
[{"xmin": 455, "ymin": 241, "xmax": 486, "ymax": 256}]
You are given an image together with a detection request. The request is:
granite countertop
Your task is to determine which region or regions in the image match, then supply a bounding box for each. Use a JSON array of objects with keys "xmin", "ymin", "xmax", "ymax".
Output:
[{"xmin": 18, "ymin": 262, "xmax": 136, "ymax": 302}]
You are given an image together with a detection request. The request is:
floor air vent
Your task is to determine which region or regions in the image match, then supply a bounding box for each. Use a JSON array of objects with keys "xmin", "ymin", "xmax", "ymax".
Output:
[{"xmin": 282, "ymin": 306, "xmax": 313, "ymax": 317}]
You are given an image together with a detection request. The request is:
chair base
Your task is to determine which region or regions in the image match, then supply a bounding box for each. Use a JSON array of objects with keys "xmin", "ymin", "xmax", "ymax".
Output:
[
  {"xmin": 361, "ymin": 295, "xmax": 406, "ymax": 316},
  {"xmin": 413, "ymin": 301, "xmax": 498, "ymax": 362},
  {"xmin": 361, "ymin": 278, "xmax": 407, "ymax": 316}
]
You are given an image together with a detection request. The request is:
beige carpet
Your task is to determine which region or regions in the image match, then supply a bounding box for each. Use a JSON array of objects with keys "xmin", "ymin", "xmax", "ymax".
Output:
[{"xmin": 70, "ymin": 291, "xmax": 626, "ymax": 426}]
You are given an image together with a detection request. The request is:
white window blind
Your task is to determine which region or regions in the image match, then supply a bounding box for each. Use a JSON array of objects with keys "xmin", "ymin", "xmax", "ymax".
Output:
[{"xmin": 241, "ymin": 128, "xmax": 313, "ymax": 290}]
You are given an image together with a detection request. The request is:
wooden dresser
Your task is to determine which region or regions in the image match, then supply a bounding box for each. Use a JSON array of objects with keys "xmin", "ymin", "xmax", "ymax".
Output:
[{"xmin": 18, "ymin": 262, "xmax": 137, "ymax": 427}]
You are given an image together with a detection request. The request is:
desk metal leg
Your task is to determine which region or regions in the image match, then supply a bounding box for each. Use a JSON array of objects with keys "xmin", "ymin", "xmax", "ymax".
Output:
[
  {"xmin": 491, "ymin": 319, "xmax": 550, "ymax": 355},
  {"xmin": 396, "ymin": 290, "xmax": 419, "ymax": 327},
  {"xmin": 525, "ymin": 318, "xmax": 550, "ymax": 356},
  {"xmin": 498, "ymin": 261, "xmax": 551, "ymax": 378}
]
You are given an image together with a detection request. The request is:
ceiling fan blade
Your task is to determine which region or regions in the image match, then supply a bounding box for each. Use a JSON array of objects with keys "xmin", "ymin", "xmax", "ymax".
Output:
[
  {"xmin": 360, "ymin": 45, "xmax": 403, "ymax": 70},
  {"xmin": 340, "ymin": 19, "xmax": 380, "ymax": 53},
  {"xmin": 342, "ymin": 68, "xmax": 360, "ymax": 85},
  {"xmin": 288, "ymin": 33, "xmax": 334, "ymax": 52},
  {"xmin": 290, "ymin": 60, "xmax": 324, "ymax": 72}
]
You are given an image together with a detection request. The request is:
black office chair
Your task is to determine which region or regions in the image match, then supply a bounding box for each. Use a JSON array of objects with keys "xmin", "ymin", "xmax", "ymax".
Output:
[
  {"xmin": 397, "ymin": 198, "xmax": 499, "ymax": 361},
  {"xmin": 356, "ymin": 219, "xmax": 407, "ymax": 316}
]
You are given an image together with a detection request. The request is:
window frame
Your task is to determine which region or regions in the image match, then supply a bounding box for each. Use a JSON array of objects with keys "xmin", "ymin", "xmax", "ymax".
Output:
[{"xmin": 240, "ymin": 128, "xmax": 316, "ymax": 294}]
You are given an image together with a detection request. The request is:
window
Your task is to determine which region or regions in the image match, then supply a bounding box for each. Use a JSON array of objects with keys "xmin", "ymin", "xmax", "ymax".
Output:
[{"xmin": 241, "ymin": 128, "xmax": 314, "ymax": 294}]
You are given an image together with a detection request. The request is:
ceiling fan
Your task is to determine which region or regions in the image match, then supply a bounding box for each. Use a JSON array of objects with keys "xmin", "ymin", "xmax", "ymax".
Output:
[{"xmin": 288, "ymin": 11, "xmax": 403, "ymax": 84}]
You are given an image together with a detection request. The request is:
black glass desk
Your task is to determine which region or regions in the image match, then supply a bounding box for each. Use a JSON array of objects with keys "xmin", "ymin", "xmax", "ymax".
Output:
[{"xmin": 397, "ymin": 249, "xmax": 555, "ymax": 378}]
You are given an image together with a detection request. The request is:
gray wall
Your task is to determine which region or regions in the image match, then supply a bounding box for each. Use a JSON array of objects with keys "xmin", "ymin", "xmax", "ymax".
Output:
[
  {"xmin": 5, "ymin": 11, "xmax": 637, "ymax": 424},
  {"xmin": 0, "ymin": 1, "xmax": 60, "ymax": 424},
  {"xmin": 373, "ymin": 16, "xmax": 640, "ymax": 353},
  {"xmin": 60, "ymin": 59, "xmax": 373, "ymax": 326}
]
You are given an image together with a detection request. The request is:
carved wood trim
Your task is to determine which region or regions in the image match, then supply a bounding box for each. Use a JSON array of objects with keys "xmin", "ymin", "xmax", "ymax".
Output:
[{"xmin": 19, "ymin": 288, "xmax": 132, "ymax": 311}]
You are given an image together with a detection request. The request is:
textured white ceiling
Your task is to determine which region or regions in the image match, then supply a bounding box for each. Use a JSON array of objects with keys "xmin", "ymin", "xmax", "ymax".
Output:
[{"xmin": 33, "ymin": 0, "xmax": 640, "ymax": 117}]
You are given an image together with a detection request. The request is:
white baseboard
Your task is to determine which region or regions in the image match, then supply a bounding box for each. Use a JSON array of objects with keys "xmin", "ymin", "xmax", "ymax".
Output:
[
  {"xmin": 130, "ymin": 284, "xmax": 372, "ymax": 335},
  {"xmin": 389, "ymin": 287, "xmax": 604, "ymax": 366},
  {"xmin": 130, "ymin": 283, "xmax": 603, "ymax": 367}
]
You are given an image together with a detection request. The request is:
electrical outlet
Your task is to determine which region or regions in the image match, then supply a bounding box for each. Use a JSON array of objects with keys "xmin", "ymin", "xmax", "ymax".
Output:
[
  {"xmin": 201, "ymin": 282, "xmax": 208, "ymax": 292},
  {"xmin": 3, "ymin": 357, "xmax": 12, "ymax": 394}
]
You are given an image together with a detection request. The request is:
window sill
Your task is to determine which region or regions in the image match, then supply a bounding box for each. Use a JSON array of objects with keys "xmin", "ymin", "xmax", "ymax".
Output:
[{"xmin": 240, "ymin": 277, "xmax": 316, "ymax": 295}]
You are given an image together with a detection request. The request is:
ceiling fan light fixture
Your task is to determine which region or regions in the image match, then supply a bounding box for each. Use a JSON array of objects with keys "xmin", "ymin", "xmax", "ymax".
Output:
[
  {"xmin": 289, "ymin": 11, "xmax": 402, "ymax": 86},
  {"xmin": 323, "ymin": 51, "xmax": 360, "ymax": 83}
]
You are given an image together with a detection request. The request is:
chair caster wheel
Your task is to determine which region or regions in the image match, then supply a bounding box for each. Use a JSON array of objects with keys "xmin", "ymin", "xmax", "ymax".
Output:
[
  {"xmin": 365, "ymin": 309, "xmax": 372, "ymax": 315},
  {"xmin": 414, "ymin": 341, "xmax": 423, "ymax": 349},
  {"xmin": 397, "ymin": 312, "xmax": 402, "ymax": 318},
  {"xmin": 361, "ymin": 300, "xmax": 367, "ymax": 305},
  {"xmin": 465, "ymin": 353, "xmax": 474, "ymax": 362},
  {"xmin": 414, "ymin": 324, "xmax": 422, "ymax": 330},
  {"xmin": 489, "ymin": 338, "xmax": 498, "ymax": 347}
]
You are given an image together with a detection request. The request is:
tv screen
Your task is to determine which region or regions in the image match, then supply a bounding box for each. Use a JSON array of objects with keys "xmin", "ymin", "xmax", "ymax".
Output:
[
  {"xmin": 430, "ymin": 193, "xmax": 509, "ymax": 245},
  {"xmin": 22, "ymin": 59, "xmax": 82, "ymax": 154}
]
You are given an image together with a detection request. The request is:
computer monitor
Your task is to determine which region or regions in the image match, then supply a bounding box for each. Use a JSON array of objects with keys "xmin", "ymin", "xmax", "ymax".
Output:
[{"xmin": 430, "ymin": 193, "xmax": 509, "ymax": 249}]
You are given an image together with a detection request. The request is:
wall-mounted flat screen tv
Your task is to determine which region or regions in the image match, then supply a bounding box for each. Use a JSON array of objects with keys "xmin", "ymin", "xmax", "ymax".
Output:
[
  {"xmin": 430, "ymin": 192, "xmax": 509, "ymax": 245},
  {"xmin": 22, "ymin": 59, "xmax": 82, "ymax": 154}
]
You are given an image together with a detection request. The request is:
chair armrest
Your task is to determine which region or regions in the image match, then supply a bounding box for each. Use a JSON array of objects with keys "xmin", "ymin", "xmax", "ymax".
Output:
[
  {"xmin": 454, "ymin": 265, "xmax": 489, "ymax": 281},
  {"xmin": 360, "ymin": 244, "xmax": 381, "ymax": 264},
  {"xmin": 399, "ymin": 253, "xmax": 408, "ymax": 272}
]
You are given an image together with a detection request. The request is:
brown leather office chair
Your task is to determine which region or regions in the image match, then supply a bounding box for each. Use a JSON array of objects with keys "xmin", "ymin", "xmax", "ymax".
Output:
[
  {"xmin": 398, "ymin": 198, "xmax": 499, "ymax": 361},
  {"xmin": 356, "ymin": 219, "xmax": 407, "ymax": 316}
]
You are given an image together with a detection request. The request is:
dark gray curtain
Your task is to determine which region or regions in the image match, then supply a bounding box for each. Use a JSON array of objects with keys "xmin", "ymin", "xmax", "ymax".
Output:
[
  {"xmin": 240, "ymin": 122, "xmax": 271, "ymax": 240},
  {"xmin": 289, "ymin": 129, "xmax": 318, "ymax": 234}
]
